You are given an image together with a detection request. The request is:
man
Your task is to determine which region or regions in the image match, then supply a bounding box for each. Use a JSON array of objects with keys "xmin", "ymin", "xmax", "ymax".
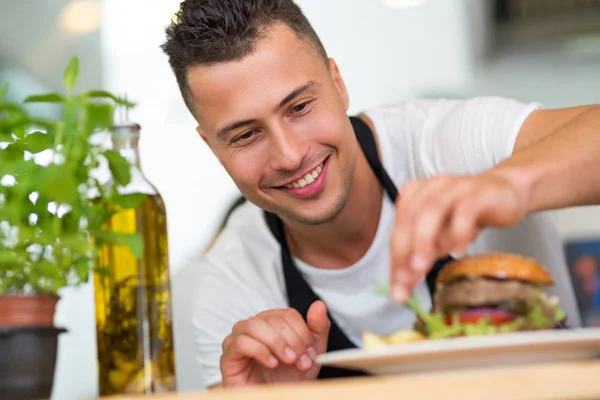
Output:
[{"xmin": 161, "ymin": 0, "xmax": 600, "ymax": 388}]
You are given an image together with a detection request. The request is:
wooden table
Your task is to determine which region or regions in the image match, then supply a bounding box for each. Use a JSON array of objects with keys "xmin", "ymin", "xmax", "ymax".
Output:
[{"xmin": 104, "ymin": 359, "xmax": 600, "ymax": 400}]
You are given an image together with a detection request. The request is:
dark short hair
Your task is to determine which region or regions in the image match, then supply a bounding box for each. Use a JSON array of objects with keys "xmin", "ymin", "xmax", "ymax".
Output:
[{"xmin": 161, "ymin": 0, "xmax": 329, "ymax": 115}]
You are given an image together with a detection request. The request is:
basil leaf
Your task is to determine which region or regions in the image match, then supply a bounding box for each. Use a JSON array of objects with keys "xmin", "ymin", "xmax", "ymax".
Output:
[
  {"xmin": 93, "ymin": 265, "xmax": 112, "ymax": 277},
  {"xmin": 92, "ymin": 229, "xmax": 144, "ymax": 258},
  {"xmin": 83, "ymin": 90, "xmax": 136, "ymax": 108},
  {"xmin": 0, "ymin": 82, "xmax": 7, "ymax": 100},
  {"xmin": 87, "ymin": 203, "xmax": 114, "ymax": 230},
  {"xmin": 103, "ymin": 150, "xmax": 131, "ymax": 186},
  {"xmin": 22, "ymin": 131, "xmax": 53, "ymax": 154},
  {"xmin": 110, "ymin": 193, "xmax": 148, "ymax": 209},
  {"xmin": 85, "ymin": 102, "xmax": 115, "ymax": 132},
  {"xmin": 24, "ymin": 93, "xmax": 66, "ymax": 103},
  {"xmin": 42, "ymin": 168, "xmax": 79, "ymax": 204},
  {"xmin": 63, "ymin": 57, "xmax": 79, "ymax": 91}
]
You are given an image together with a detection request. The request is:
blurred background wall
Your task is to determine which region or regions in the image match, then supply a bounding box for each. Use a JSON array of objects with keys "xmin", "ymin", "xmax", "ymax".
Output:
[{"xmin": 1, "ymin": 0, "xmax": 599, "ymax": 398}]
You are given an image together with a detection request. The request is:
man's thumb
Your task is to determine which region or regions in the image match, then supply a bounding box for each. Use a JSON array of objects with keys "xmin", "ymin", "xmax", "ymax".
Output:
[{"xmin": 307, "ymin": 300, "xmax": 330, "ymax": 353}]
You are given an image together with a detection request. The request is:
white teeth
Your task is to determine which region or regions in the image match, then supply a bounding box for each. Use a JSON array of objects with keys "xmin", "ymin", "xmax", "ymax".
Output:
[{"xmin": 285, "ymin": 162, "xmax": 324, "ymax": 189}]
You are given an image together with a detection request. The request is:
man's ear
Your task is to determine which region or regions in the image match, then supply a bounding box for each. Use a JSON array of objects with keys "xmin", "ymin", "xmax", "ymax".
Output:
[
  {"xmin": 328, "ymin": 58, "xmax": 349, "ymax": 111},
  {"xmin": 197, "ymin": 125, "xmax": 212, "ymax": 148},
  {"xmin": 197, "ymin": 126, "xmax": 224, "ymax": 166}
]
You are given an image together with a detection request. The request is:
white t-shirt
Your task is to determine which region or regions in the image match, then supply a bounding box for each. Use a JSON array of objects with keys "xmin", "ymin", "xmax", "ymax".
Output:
[{"xmin": 190, "ymin": 96, "xmax": 581, "ymax": 387}]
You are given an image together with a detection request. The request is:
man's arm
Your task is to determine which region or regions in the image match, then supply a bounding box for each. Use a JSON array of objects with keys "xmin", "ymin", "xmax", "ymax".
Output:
[
  {"xmin": 499, "ymin": 105, "xmax": 600, "ymax": 212},
  {"xmin": 389, "ymin": 103, "xmax": 600, "ymax": 302}
]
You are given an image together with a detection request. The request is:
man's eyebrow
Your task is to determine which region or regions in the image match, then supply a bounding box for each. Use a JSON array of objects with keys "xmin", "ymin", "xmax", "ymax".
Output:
[
  {"xmin": 275, "ymin": 81, "xmax": 319, "ymax": 112},
  {"xmin": 215, "ymin": 81, "xmax": 319, "ymax": 141}
]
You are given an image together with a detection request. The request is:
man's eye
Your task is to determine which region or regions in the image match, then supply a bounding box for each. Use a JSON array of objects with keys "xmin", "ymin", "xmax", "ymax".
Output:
[
  {"xmin": 293, "ymin": 101, "xmax": 312, "ymax": 114},
  {"xmin": 233, "ymin": 130, "xmax": 256, "ymax": 143}
]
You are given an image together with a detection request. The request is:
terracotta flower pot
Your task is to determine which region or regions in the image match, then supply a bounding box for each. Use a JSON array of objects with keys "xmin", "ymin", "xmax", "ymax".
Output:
[
  {"xmin": 0, "ymin": 294, "xmax": 59, "ymax": 327},
  {"xmin": 0, "ymin": 294, "xmax": 66, "ymax": 399}
]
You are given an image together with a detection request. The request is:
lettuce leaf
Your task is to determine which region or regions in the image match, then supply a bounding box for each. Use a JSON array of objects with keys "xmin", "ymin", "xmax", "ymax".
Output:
[
  {"xmin": 405, "ymin": 291, "xmax": 565, "ymax": 338},
  {"xmin": 372, "ymin": 284, "xmax": 566, "ymax": 340}
]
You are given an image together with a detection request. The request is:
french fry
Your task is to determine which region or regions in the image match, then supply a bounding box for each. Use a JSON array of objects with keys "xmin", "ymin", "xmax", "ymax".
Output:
[{"xmin": 362, "ymin": 329, "xmax": 426, "ymax": 349}]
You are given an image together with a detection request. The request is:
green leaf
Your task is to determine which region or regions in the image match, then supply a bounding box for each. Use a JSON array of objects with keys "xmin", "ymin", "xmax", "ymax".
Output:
[
  {"xmin": 82, "ymin": 90, "xmax": 136, "ymax": 108},
  {"xmin": 0, "ymin": 82, "xmax": 7, "ymax": 100},
  {"xmin": 110, "ymin": 193, "xmax": 147, "ymax": 209},
  {"xmin": 22, "ymin": 131, "xmax": 53, "ymax": 154},
  {"xmin": 0, "ymin": 143, "xmax": 18, "ymax": 163},
  {"xmin": 63, "ymin": 57, "xmax": 80, "ymax": 91},
  {"xmin": 35, "ymin": 260, "xmax": 61, "ymax": 280},
  {"xmin": 87, "ymin": 202, "xmax": 114, "ymax": 230},
  {"xmin": 61, "ymin": 211, "xmax": 80, "ymax": 233},
  {"xmin": 0, "ymin": 115, "xmax": 27, "ymax": 131},
  {"xmin": 24, "ymin": 93, "xmax": 66, "ymax": 103},
  {"xmin": 73, "ymin": 257, "xmax": 90, "ymax": 282},
  {"xmin": 84, "ymin": 102, "xmax": 115, "ymax": 132},
  {"xmin": 0, "ymin": 103, "xmax": 28, "ymax": 132},
  {"xmin": 0, "ymin": 207, "xmax": 20, "ymax": 226},
  {"xmin": 0, "ymin": 250, "xmax": 20, "ymax": 265},
  {"xmin": 91, "ymin": 230, "xmax": 144, "ymax": 258},
  {"xmin": 30, "ymin": 117, "xmax": 57, "ymax": 132},
  {"xmin": 51, "ymin": 276, "xmax": 69, "ymax": 293},
  {"xmin": 103, "ymin": 150, "xmax": 131, "ymax": 186},
  {"xmin": 59, "ymin": 235, "xmax": 95, "ymax": 255},
  {"xmin": 93, "ymin": 265, "xmax": 112, "ymax": 277},
  {"xmin": 0, "ymin": 131, "xmax": 13, "ymax": 142},
  {"xmin": 0, "ymin": 102, "xmax": 27, "ymax": 114},
  {"xmin": 0, "ymin": 158, "xmax": 38, "ymax": 176},
  {"xmin": 42, "ymin": 167, "xmax": 79, "ymax": 204}
]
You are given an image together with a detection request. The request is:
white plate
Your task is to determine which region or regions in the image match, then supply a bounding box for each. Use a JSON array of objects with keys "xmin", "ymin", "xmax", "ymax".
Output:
[{"xmin": 316, "ymin": 327, "xmax": 600, "ymax": 375}]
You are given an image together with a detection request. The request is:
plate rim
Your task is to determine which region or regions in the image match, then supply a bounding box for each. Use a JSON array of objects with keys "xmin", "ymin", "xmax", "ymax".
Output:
[{"xmin": 316, "ymin": 327, "xmax": 600, "ymax": 365}]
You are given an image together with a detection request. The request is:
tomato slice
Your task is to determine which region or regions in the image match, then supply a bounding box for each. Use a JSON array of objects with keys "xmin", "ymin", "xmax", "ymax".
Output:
[{"xmin": 445, "ymin": 308, "xmax": 515, "ymax": 326}]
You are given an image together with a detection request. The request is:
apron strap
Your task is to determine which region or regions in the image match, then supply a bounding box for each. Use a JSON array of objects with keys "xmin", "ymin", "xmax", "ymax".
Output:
[{"xmin": 350, "ymin": 116, "xmax": 398, "ymax": 201}]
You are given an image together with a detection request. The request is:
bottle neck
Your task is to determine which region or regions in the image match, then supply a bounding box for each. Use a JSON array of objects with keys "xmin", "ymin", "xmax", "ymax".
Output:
[
  {"xmin": 113, "ymin": 138, "xmax": 141, "ymax": 167},
  {"xmin": 110, "ymin": 123, "xmax": 156, "ymax": 196}
]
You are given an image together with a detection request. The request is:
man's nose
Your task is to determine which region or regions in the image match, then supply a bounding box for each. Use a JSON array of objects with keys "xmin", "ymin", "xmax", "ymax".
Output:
[{"xmin": 268, "ymin": 125, "xmax": 307, "ymax": 172}]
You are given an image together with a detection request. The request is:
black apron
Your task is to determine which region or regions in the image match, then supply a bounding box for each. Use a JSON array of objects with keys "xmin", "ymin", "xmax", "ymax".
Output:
[{"xmin": 264, "ymin": 116, "xmax": 453, "ymax": 379}]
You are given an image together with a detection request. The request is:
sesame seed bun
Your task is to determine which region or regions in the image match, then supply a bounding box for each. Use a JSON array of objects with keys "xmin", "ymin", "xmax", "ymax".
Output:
[{"xmin": 436, "ymin": 253, "xmax": 554, "ymax": 286}]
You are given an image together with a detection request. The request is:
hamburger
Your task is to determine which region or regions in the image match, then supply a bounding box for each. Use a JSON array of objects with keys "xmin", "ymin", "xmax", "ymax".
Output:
[{"xmin": 408, "ymin": 253, "xmax": 567, "ymax": 339}]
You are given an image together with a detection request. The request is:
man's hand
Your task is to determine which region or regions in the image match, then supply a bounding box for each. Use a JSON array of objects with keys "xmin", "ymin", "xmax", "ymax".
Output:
[
  {"xmin": 220, "ymin": 300, "xmax": 330, "ymax": 387},
  {"xmin": 390, "ymin": 172, "xmax": 529, "ymax": 302}
]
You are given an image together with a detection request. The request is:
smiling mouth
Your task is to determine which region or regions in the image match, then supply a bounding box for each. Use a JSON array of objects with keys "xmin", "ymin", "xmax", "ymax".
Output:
[{"xmin": 278, "ymin": 160, "xmax": 326, "ymax": 189}]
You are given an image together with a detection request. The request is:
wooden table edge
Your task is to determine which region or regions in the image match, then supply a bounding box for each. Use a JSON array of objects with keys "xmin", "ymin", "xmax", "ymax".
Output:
[{"xmin": 98, "ymin": 359, "xmax": 600, "ymax": 400}]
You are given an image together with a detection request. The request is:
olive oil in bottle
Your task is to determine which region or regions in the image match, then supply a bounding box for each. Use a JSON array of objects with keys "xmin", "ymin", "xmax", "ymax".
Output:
[{"xmin": 93, "ymin": 123, "xmax": 176, "ymax": 395}]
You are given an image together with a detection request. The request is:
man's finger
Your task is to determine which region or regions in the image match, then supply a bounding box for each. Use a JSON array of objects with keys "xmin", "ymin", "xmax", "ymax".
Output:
[
  {"xmin": 236, "ymin": 317, "xmax": 297, "ymax": 364},
  {"xmin": 410, "ymin": 180, "xmax": 473, "ymax": 275},
  {"xmin": 409, "ymin": 179, "xmax": 460, "ymax": 271},
  {"xmin": 266, "ymin": 314, "xmax": 313, "ymax": 367},
  {"xmin": 279, "ymin": 308, "xmax": 314, "ymax": 348},
  {"xmin": 392, "ymin": 181, "xmax": 421, "ymax": 265},
  {"xmin": 222, "ymin": 334, "xmax": 278, "ymax": 370},
  {"xmin": 306, "ymin": 300, "xmax": 330, "ymax": 354}
]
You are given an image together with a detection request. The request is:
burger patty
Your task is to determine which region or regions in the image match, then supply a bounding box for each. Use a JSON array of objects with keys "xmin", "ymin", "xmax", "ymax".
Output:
[{"xmin": 434, "ymin": 278, "xmax": 537, "ymax": 311}]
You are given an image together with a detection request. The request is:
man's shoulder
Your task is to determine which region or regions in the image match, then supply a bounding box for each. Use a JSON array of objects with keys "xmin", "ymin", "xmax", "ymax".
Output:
[
  {"xmin": 363, "ymin": 96, "xmax": 533, "ymax": 121},
  {"xmin": 191, "ymin": 199, "xmax": 287, "ymax": 317},
  {"xmin": 362, "ymin": 98, "xmax": 441, "ymax": 121},
  {"xmin": 202, "ymin": 200, "xmax": 280, "ymax": 277}
]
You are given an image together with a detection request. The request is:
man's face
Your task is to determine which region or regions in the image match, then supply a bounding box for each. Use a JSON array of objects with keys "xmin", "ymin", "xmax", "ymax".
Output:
[{"xmin": 188, "ymin": 24, "xmax": 358, "ymax": 225}]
